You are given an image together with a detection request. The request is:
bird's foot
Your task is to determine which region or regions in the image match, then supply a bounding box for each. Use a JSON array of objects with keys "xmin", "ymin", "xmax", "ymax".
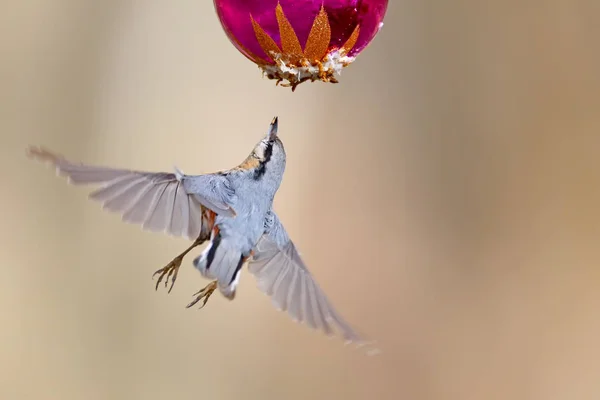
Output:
[
  {"xmin": 152, "ymin": 255, "xmax": 182, "ymax": 293},
  {"xmin": 186, "ymin": 281, "xmax": 218, "ymax": 310},
  {"xmin": 152, "ymin": 237, "xmax": 206, "ymax": 293}
]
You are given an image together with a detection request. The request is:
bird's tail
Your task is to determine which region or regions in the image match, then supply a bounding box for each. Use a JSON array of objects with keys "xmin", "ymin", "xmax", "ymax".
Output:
[{"xmin": 193, "ymin": 228, "xmax": 245, "ymax": 299}]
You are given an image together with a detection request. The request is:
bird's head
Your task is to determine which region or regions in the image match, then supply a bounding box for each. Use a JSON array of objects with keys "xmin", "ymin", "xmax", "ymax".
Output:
[
  {"xmin": 251, "ymin": 116, "xmax": 284, "ymax": 163},
  {"xmin": 251, "ymin": 116, "xmax": 286, "ymax": 181},
  {"xmin": 236, "ymin": 117, "xmax": 287, "ymax": 184}
]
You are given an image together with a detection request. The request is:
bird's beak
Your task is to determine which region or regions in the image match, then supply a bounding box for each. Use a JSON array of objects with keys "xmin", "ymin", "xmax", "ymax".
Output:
[{"xmin": 267, "ymin": 116, "xmax": 278, "ymax": 140}]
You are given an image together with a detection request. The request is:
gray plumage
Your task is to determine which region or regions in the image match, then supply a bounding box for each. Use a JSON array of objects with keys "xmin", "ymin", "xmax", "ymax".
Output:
[{"xmin": 28, "ymin": 117, "xmax": 368, "ymax": 347}]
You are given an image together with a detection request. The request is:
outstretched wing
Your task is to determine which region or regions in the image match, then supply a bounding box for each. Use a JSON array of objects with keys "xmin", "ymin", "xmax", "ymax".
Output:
[
  {"xmin": 27, "ymin": 146, "xmax": 236, "ymax": 240},
  {"xmin": 247, "ymin": 210, "xmax": 365, "ymax": 344}
]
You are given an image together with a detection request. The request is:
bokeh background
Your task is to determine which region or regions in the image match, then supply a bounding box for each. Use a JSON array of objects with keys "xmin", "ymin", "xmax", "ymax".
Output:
[{"xmin": 2, "ymin": 1, "xmax": 600, "ymax": 399}]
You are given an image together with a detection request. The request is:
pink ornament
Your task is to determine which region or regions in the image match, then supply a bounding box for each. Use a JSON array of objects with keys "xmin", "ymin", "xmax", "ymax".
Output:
[{"xmin": 213, "ymin": 0, "xmax": 388, "ymax": 90}]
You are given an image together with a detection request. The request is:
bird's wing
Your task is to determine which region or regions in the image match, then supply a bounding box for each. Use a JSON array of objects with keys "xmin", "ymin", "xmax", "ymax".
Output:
[
  {"xmin": 247, "ymin": 210, "xmax": 365, "ymax": 344},
  {"xmin": 27, "ymin": 146, "xmax": 236, "ymax": 240}
]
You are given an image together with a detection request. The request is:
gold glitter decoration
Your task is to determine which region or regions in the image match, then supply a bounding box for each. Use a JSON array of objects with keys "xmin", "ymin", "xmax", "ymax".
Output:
[
  {"xmin": 303, "ymin": 6, "xmax": 331, "ymax": 61},
  {"xmin": 341, "ymin": 24, "xmax": 361, "ymax": 55},
  {"xmin": 250, "ymin": 14, "xmax": 281, "ymax": 60},
  {"xmin": 275, "ymin": 3, "xmax": 304, "ymax": 64},
  {"xmin": 249, "ymin": 3, "xmax": 361, "ymax": 91}
]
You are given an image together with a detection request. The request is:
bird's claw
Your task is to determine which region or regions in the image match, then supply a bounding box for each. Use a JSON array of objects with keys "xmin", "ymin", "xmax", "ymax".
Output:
[
  {"xmin": 186, "ymin": 281, "xmax": 218, "ymax": 310},
  {"xmin": 152, "ymin": 256, "xmax": 182, "ymax": 293}
]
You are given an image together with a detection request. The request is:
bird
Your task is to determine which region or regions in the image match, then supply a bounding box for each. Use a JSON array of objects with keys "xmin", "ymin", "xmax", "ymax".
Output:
[{"xmin": 27, "ymin": 117, "xmax": 371, "ymax": 348}]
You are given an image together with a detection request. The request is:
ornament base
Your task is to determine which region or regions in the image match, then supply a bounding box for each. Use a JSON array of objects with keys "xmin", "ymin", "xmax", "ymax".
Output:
[{"xmin": 259, "ymin": 50, "xmax": 355, "ymax": 91}]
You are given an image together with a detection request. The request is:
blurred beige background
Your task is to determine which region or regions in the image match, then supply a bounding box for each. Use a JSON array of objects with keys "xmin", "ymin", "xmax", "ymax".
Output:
[{"xmin": 2, "ymin": 1, "xmax": 600, "ymax": 399}]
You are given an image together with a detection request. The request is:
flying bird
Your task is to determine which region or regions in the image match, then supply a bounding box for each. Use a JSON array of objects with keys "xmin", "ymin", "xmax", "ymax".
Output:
[{"xmin": 27, "ymin": 117, "xmax": 370, "ymax": 347}]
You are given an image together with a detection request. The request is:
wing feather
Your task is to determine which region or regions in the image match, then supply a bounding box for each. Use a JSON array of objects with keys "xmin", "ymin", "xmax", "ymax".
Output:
[
  {"xmin": 145, "ymin": 179, "xmax": 176, "ymax": 234},
  {"xmin": 171, "ymin": 182, "xmax": 189, "ymax": 238},
  {"xmin": 286, "ymin": 266, "xmax": 303, "ymax": 322},
  {"xmin": 309, "ymin": 277, "xmax": 335, "ymax": 336},
  {"xmin": 89, "ymin": 175, "xmax": 142, "ymax": 203},
  {"xmin": 122, "ymin": 182, "xmax": 160, "ymax": 224},
  {"xmin": 141, "ymin": 182, "xmax": 170, "ymax": 233},
  {"xmin": 300, "ymin": 272, "xmax": 318, "ymax": 330},
  {"xmin": 187, "ymin": 195, "xmax": 203, "ymax": 239},
  {"xmin": 101, "ymin": 177, "xmax": 149, "ymax": 212},
  {"xmin": 270, "ymin": 260, "xmax": 292, "ymax": 311}
]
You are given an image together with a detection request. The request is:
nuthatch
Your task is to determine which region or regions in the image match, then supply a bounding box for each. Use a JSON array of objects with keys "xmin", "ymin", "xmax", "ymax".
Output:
[{"xmin": 28, "ymin": 117, "xmax": 372, "ymax": 348}]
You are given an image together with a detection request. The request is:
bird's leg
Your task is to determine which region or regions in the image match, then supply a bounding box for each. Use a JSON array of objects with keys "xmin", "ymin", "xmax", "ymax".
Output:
[
  {"xmin": 184, "ymin": 250, "xmax": 254, "ymax": 309},
  {"xmin": 186, "ymin": 280, "xmax": 218, "ymax": 310},
  {"xmin": 153, "ymin": 236, "xmax": 205, "ymax": 293}
]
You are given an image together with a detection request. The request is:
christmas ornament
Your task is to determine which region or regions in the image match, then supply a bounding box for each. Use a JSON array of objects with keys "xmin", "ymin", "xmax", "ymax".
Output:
[{"xmin": 214, "ymin": 0, "xmax": 388, "ymax": 90}]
